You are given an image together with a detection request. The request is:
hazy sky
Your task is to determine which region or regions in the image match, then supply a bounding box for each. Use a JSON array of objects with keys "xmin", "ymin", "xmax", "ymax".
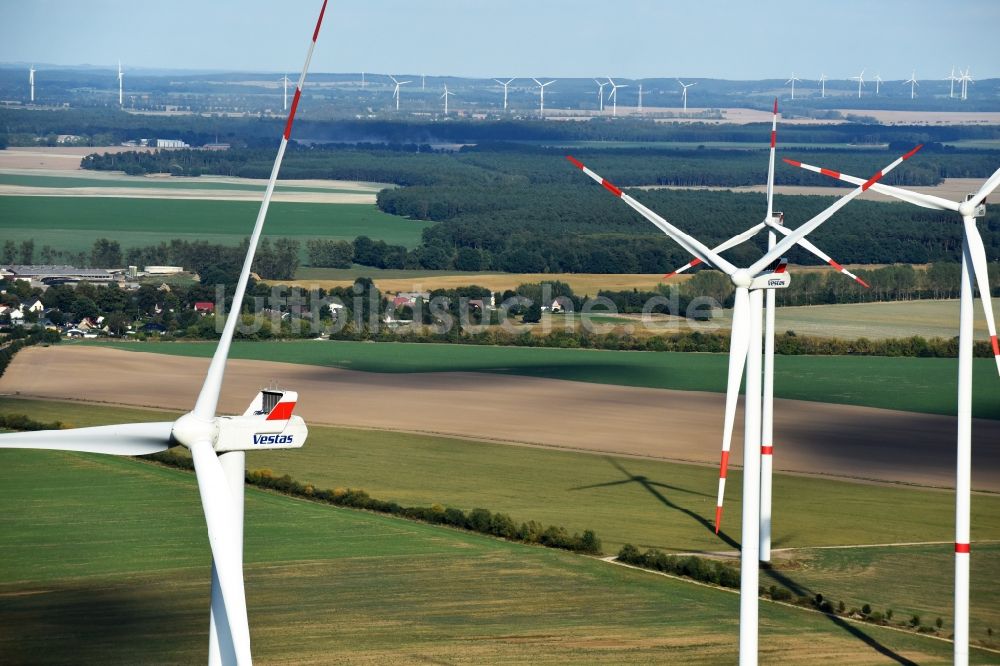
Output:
[{"xmin": 2, "ymin": 0, "xmax": 998, "ymax": 80}]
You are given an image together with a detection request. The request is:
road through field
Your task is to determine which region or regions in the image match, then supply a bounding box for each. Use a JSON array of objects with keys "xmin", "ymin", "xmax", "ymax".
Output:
[{"xmin": 4, "ymin": 345, "xmax": 999, "ymax": 491}]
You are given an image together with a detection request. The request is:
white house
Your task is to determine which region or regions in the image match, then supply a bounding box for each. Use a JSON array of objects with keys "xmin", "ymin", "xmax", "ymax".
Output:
[{"xmin": 23, "ymin": 297, "xmax": 45, "ymax": 313}]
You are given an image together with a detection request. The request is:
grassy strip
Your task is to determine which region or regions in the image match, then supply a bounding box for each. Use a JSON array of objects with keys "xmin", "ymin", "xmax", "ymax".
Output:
[
  {"xmin": 146, "ymin": 449, "xmax": 603, "ymax": 556},
  {"xmin": 618, "ymin": 544, "xmax": 977, "ymax": 645}
]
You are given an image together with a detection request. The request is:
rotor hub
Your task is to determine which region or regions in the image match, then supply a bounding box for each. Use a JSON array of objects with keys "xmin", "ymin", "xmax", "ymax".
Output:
[
  {"xmin": 171, "ymin": 412, "xmax": 218, "ymax": 449},
  {"xmin": 731, "ymin": 269, "xmax": 753, "ymax": 288}
]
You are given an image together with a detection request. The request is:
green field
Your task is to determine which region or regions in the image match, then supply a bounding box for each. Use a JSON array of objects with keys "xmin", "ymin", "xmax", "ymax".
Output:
[
  {"xmin": 0, "ymin": 173, "xmax": 358, "ymax": 193},
  {"xmin": 0, "ymin": 196, "xmax": 431, "ymax": 253},
  {"xmin": 89, "ymin": 340, "xmax": 1000, "ymax": 419},
  {"xmin": 0, "ymin": 437, "xmax": 988, "ymax": 663},
  {"xmin": 4, "ymin": 396, "xmax": 1000, "ymax": 654},
  {"xmin": 768, "ymin": 299, "xmax": 1000, "ymax": 341}
]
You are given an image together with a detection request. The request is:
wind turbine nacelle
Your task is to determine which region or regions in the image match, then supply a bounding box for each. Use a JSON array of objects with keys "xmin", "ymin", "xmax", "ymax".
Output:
[
  {"xmin": 750, "ymin": 272, "xmax": 791, "ymax": 290},
  {"xmin": 214, "ymin": 390, "xmax": 307, "ymax": 452}
]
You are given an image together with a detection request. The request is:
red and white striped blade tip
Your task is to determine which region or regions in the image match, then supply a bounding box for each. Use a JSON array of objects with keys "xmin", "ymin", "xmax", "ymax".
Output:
[
  {"xmin": 773, "ymin": 98, "xmax": 778, "ymax": 114},
  {"xmin": 714, "ymin": 506, "xmax": 723, "ymax": 534}
]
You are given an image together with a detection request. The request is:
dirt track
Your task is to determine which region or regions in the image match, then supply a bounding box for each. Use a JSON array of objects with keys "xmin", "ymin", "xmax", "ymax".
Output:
[{"xmin": 3, "ymin": 346, "xmax": 998, "ymax": 491}]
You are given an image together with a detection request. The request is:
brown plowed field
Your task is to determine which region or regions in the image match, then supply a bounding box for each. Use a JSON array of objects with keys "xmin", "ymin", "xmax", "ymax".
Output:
[{"xmin": 3, "ymin": 345, "xmax": 998, "ymax": 491}]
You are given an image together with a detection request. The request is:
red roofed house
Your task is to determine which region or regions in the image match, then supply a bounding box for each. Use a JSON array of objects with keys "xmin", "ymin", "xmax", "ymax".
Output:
[{"xmin": 194, "ymin": 302, "xmax": 215, "ymax": 315}]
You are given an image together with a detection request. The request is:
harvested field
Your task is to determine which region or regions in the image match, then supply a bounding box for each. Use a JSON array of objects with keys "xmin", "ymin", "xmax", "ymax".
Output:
[
  {"xmin": 639, "ymin": 178, "xmax": 1000, "ymax": 205},
  {"xmin": 3, "ymin": 345, "xmax": 999, "ymax": 491},
  {"xmin": 0, "ymin": 146, "xmax": 157, "ymax": 170}
]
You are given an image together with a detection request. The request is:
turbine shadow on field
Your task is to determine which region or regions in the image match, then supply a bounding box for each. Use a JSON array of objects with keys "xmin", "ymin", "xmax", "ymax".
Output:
[
  {"xmin": 571, "ymin": 457, "xmax": 739, "ymax": 549},
  {"xmin": 0, "ymin": 580, "xmax": 190, "ymax": 662},
  {"xmin": 762, "ymin": 566, "xmax": 917, "ymax": 666}
]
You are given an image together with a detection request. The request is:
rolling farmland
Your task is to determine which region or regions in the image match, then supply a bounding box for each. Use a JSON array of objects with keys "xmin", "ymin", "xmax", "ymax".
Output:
[
  {"xmin": 87, "ymin": 339, "xmax": 1000, "ymax": 419},
  {"xmin": 0, "ymin": 399, "xmax": 997, "ymax": 661},
  {"xmin": 0, "ymin": 195, "xmax": 431, "ymax": 254}
]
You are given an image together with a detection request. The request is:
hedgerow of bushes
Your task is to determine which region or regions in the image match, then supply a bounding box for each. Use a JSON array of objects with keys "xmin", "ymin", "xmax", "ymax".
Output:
[
  {"xmin": 617, "ymin": 544, "xmax": 740, "ymax": 588},
  {"xmin": 145, "ymin": 450, "xmax": 602, "ymax": 556}
]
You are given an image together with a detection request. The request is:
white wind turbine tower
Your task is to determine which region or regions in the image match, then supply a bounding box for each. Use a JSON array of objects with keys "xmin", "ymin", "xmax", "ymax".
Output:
[
  {"xmin": 281, "ymin": 74, "xmax": 290, "ymax": 111},
  {"xmin": 532, "ymin": 77, "xmax": 555, "ymax": 117},
  {"xmin": 0, "ymin": 2, "xmax": 330, "ymax": 664},
  {"xmin": 494, "ymin": 78, "xmax": 515, "ymax": 111},
  {"xmin": 948, "ymin": 66, "xmax": 958, "ymax": 99},
  {"xmin": 607, "ymin": 77, "xmax": 628, "ymax": 117},
  {"xmin": 677, "ymin": 79, "xmax": 696, "ymax": 111},
  {"xmin": 785, "ymin": 156, "xmax": 1000, "ymax": 666},
  {"xmin": 819, "ymin": 73, "xmax": 828, "ymax": 98},
  {"xmin": 29, "ymin": 65, "xmax": 35, "ymax": 103},
  {"xmin": 440, "ymin": 83, "xmax": 455, "ymax": 115},
  {"xmin": 661, "ymin": 100, "xmax": 873, "ymax": 560},
  {"xmin": 874, "ymin": 73, "xmax": 883, "ymax": 95},
  {"xmin": 850, "ymin": 69, "xmax": 865, "ymax": 98},
  {"xmin": 389, "ymin": 74, "xmax": 411, "ymax": 111},
  {"xmin": 594, "ymin": 78, "xmax": 608, "ymax": 112},
  {"xmin": 421, "ymin": 73, "xmax": 426, "ymax": 90},
  {"xmin": 637, "ymin": 83, "xmax": 643, "ymax": 112},
  {"xmin": 361, "ymin": 71, "xmax": 366, "ymax": 88},
  {"xmin": 118, "ymin": 60, "xmax": 124, "ymax": 107},
  {"xmin": 569, "ymin": 142, "xmax": 918, "ymax": 665},
  {"xmin": 904, "ymin": 71, "xmax": 918, "ymax": 99},
  {"xmin": 785, "ymin": 73, "xmax": 801, "ymax": 100}
]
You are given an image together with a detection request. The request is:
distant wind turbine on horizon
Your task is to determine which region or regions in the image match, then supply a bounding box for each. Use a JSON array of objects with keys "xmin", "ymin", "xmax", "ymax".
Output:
[
  {"xmin": 677, "ymin": 79, "xmax": 696, "ymax": 111},
  {"xmin": 494, "ymin": 78, "xmax": 515, "ymax": 111},
  {"xmin": 785, "ymin": 73, "xmax": 801, "ymax": 100},
  {"xmin": 850, "ymin": 69, "xmax": 865, "ymax": 98},
  {"xmin": 819, "ymin": 73, "xmax": 828, "ymax": 98},
  {"xmin": 607, "ymin": 77, "xmax": 628, "ymax": 117},
  {"xmin": 389, "ymin": 74, "xmax": 411, "ymax": 111},
  {"xmin": 594, "ymin": 79, "xmax": 608, "ymax": 112},
  {"xmin": 532, "ymin": 77, "xmax": 555, "ymax": 117},
  {"xmin": 904, "ymin": 71, "xmax": 919, "ymax": 99}
]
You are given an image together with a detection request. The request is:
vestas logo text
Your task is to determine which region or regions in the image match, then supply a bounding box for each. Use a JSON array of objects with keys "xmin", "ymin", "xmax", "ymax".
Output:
[
  {"xmin": 253, "ymin": 434, "xmax": 294, "ymax": 445},
  {"xmin": 767, "ymin": 279, "xmax": 785, "ymax": 287}
]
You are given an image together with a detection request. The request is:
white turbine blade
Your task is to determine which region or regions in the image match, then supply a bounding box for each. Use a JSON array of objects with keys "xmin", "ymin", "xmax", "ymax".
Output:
[
  {"xmin": 715, "ymin": 287, "xmax": 751, "ymax": 533},
  {"xmin": 664, "ymin": 221, "xmax": 769, "ymax": 279},
  {"xmin": 767, "ymin": 220, "xmax": 870, "ymax": 287},
  {"xmin": 190, "ymin": 440, "xmax": 251, "ymax": 665},
  {"xmin": 767, "ymin": 98, "xmax": 778, "ymax": 218},
  {"xmin": 0, "ymin": 422, "xmax": 173, "ymax": 455},
  {"xmin": 532, "ymin": 77, "xmax": 542, "ymax": 86},
  {"xmin": 971, "ymin": 167, "xmax": 1000, "ymax": 206},
  {"xmin": 751, "ymin": 145, "xmax": 923, "ymax": 275},
  {"xmin": 783, "ymin": 156, "xmax": 961, "ymax": 211},
  {"xmin": 962, "ymin": 220, "xmax": 1000, "ymax": 374},
  {"xmin": 192, "ymin": 0, "xmax": 328, "ymax": 421},
  {"xmin": 389, "ymin": 75, "xmax": 398, "ymax": 84},
  {"xmin": 565, "ymin": 155, "xmax": 737, "ymax": 275}
]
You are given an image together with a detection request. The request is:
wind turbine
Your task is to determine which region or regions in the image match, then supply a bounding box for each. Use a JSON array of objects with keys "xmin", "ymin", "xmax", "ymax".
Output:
[
  {"xmin": 29, "ymin": 65, "xmax": 35, "ymax": 103},
  {"xmin": 494, "ymin": 78, "xmax": 515, "ymax": 111},
  {"xmin": 785, "ymin": 73, "xmax": 801, "ymax": 100},
  {"xmin": 389, "ymin": 74, "xmax": 411, "ymax": 111},
  {"xmin": 568, "ymin": 142, "xmax": 918, "ymax": 665},
  {"xmin": 532, "ymin": 77, "xmax": 555, "ymax": 117},
  {"xmin": 594, "ymin": 78, "xmax": 608, "ymax": 112},
  {"xmin": 607, "ymin": 77, "xmax": 628, "ymax": 117},
  {"xmin": 904, "ymin": 71, "xmax": 918, "ymax": 100},
  {"xmin": 281, "ymin": 74, "xmax": 290, "ymax": 110},
  {"xmin": 637, "ymin": 83, "xmax": 643, "ymax": 112},
  {"xmin": 421, "ymin": 73, "xmax": 426, "ymax": 90},
  {"xmin": 0, "ymin": 2, "xmax": 329, "ymax": 664},
  {"xmin": 661, "ymin": 101, "xmax": 872, "ymax": 560},
  {"xmin": 361, "ymin": 71, "xmax": 366, "ymax": 88},
  {"xmin": 960, "ymin": 67, "xmax": 974, "ymax": 100},
  {"xmin": 874, "ymin": 73, "xmax": 883, "ymax": 95},
  {"xmin": 118, "ymin": 60, "xmax": 124, "ymax": 107},
  {"xmin": 440, "ymin": 83, "xmax": 455, "ymax": 115},
  {"xmin": 677, "ymin": 79, "xmax": 696, "ymax": 111},
  {"xmin": 784, "ymin": 156, "xmax": 1000, "ymax": 666},
  {"xmin": 819, "ymin": 73, "xmax": 828, "ymax": 98},
  {"xmin": 948, "ymin": 66, "xmax": 958, "ymax": 99},
  {"xmin": 850, "ymin": 69, "xmax": 865, "ymax": 98}
]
